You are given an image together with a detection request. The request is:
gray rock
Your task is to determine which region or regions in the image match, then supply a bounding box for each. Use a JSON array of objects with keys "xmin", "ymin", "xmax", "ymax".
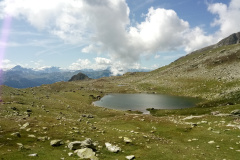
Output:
[
  {"xmin": 11, "ymin": 132, "xmax": 21, "ymax": 137},
  {"xmin": 124, "ymin": 137, "xmax": 132, "ymax": 143},
  {"xmin": 216, "ymin": 32, "xmax": 240, "ymax": 47},
  {"xmin": 211, "ymin": 111, "xmax": 220, "ymax": 115},
  {"xmin": 26, "ymin": 109, "xmax": 32, "ymax": 112},
  {"xmin": 126, "ymin": 155, "xmax": 135, "ymax": 160},
  {"xmin": 20, "ymin": 122, "xmax": 29, "ymax": 129},
  {"xmin": 208, "ymin": 141, "xmax": 215, "ymax": 144},
  {"xmin": 87, "ymin": 114, "xmax": 94, "ymax": 118},
  {"xmin": 42, "ymin": 127, "xmax": 48, "ymax": 130},
  {"xmin": 50, "ymin": 139, "xmax": 63, "ymax": 147},
  {"xmin": 37, "ymin": 136, "xmax": 48, "ymax": 141},
  {"xmin": 28, "ymin": 153, "xmax": 38, "ymax": 157},
  {"xmin": 28, "ymin": 134, "xmax": 36, "ymax": 138},
  {"xmin": 231, "ymin": 109, "xmax": 240, "ymax": 115},
  {"xmin": 105, "ymin": 142, "xmax": 121, "ymax": 153},
  {"xmin": 68, "ymin": 141, "xmax": 82, "ymax": 150},
  {"xmin": 17, "ymin": 143, "xmax": 24, "ymax": 150},
  {"xmin": 68, "ymin": 138, "xmax": 95, "ymax": 150},
  {"xmin": 75, "ymin": 148, "xmax": 98, "ymax": 160},
  {"xmin": 68, "ymin": 152, "xmax": 73, "ymax": 157}
]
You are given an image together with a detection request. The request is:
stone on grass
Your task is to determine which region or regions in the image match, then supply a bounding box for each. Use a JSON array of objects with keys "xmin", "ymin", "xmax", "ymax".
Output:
[
  {"xmin": 75, "ymin": 148, "xmax": 98, "ymax": 160},
  {"xmin": 50, "ymin": 139, "xmax": 63, "ymax": 147},
  {"xmin": 68, "ymin": 152, "xmax": 73, "ymax": 157},
  {"xmin": 28, "ymin": 134, "xmax": 36, "ymax": 138},
  {"xmin": 68, "ymin": 138, "xmax": 95, "ymax": 150},
  {"xmin": 42, "ymin": 127, "xmax": 48, "ymax": 130},
  {"xmin": 17, "ymin": 143, "xmax": 24, "ymax": 150},
  {"xmin": 37, "ymin": 136, "xmax": 48, "ymax": 141},
  {"xmin": 124, "ymin": 137, "xmax": 132, "ymax": 143},
  {"xmin": 26, "ymin": 128, "xmax": 31, "ymax": 132},
  {"xmin": 26, "ymin": 109, "xmax": 32, "ymax": 113},
  {"xmin": 211, "ymin": 111, "xmax": 220, "ymax": 115},
  {"xmin": 68, "ymin": 141, "xmax": 82, "ymax": 150},
  {"xmin": 126, "ymin": 155, "xmax": 135, "ymax": 160},
  {"xmin": 28, "ymin": 153, "xmax": 38, "ymax": 157},
  {"xmin": 105, "ymin": 142, "xmax": 121, "ymax": 153},
  {"xmin": 20, "ymin": 122, "xmax": 29, "ymax": 129},
  {"xmin": 11, "ymin": 132, "xmax": 21, "ymax": 137},
  {"xmin": 208, "ymin": 141, "xmax": 215, "ymax": 144},
  {"xmin": 231, "ymin": 109, "xmax": 240, "ymax": 115}
]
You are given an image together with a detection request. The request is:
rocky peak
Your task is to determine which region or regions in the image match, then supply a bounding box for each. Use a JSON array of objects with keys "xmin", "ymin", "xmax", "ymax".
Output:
[
  {"xmin": 68, "ymin": 72, "xmax": 91, "ymax": 81},
  {"xmin": 216, "ymin": 32, "xmax": 240, "ymax": 47}
]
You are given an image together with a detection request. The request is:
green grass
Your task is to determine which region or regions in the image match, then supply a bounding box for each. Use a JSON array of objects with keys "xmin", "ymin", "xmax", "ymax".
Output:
[{"xmin": 1, "ymin": 44, "xmax": 240, "ymax": 160}]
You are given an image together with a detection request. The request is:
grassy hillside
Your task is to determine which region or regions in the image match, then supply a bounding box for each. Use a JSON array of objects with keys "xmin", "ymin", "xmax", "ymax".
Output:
[{"xmin": 0, "ymin": 39, "xmax": 240, "ymax": 159}]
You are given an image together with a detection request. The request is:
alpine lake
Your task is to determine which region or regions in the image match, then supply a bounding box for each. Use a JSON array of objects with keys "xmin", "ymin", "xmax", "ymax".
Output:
[{"xmin": 93, "ymin": 93, "xmax": 201, "ymax": 114}]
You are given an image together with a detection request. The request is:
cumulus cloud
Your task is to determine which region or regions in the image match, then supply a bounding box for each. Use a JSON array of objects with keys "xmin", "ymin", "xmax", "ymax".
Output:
[
  {"xmin": 1, "ymin": 59, "xmax": 15, "ymax": 70},
  {"xmin": 208, "ymin": 0, "xmax": 240, "ymax": 38},
  {"xmin": 69, "ymin": 58, "xmax": 112, "ymax": 71},
  {"xmin": 95, "ymin": 57, "xmax": 111, "ymax": 66},
  {"xmin": 129, "ymin": 7, "xmax": 189, "ymax": 52},
  {"xmin": 69, "ymin": 57, "xmax": 142, "ymax": 75},
  {"xmin": 69, "ymin": 59, "xmax": 91, "ymax": 70},
  {"xmin": 183, "ymin": 27, "xmax": 214, "ymax": 53},
  {"xmin": 0, "ymin": 0, "xmax": 239, "ymax": 74}
]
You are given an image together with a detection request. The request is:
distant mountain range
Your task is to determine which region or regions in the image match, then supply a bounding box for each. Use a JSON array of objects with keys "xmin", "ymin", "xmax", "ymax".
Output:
[{"xmin": 0, "ymin": 65, "xmax": 150, "ymax": 88}]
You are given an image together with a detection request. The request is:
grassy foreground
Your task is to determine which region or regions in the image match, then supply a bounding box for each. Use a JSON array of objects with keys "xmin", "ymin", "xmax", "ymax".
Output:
[{"xmin": 0, "ymin": 78, "xmax": 240, "ymax": 160}]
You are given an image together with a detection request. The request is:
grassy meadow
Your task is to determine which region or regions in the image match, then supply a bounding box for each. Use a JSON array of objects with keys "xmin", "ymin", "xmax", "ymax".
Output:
[
  {"xmin": 0, "ymin": 75, "xmax": 240, "ymax": 159},
  {"xmin": 1, "ymin": 44, "xmax": 240, "ymax": 159}
]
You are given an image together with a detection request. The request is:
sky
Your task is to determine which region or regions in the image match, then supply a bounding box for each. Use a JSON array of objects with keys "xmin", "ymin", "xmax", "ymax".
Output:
[{"xmin": 0, "ymin": 0, "xmax": 239, "ymax": 75}]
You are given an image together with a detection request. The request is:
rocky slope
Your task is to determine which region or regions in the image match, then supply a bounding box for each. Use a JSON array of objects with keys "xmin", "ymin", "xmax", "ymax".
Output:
[
  {"xmin": 68, "ymin": 72, "xmax": 91, "ymax": 81},
  {"xmin": 216, "ymin": 32, "xmax": 240, "ymax": 47}
]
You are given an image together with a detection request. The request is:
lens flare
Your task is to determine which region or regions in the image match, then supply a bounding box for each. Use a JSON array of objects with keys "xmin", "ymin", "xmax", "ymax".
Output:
[{"xmin": 0, "ymin": 15, "xmax": 12, "ymax": 100}]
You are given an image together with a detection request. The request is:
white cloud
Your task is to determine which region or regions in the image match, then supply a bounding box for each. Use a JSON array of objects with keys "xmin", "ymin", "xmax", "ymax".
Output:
[
  {"xmin": 95, "ymin": 57, "xmax": 111, "ymax": 66},
  {"xmin": 1, "ymin": 59, "xmax": 15, "ymax": 70},
  {"xmin": 69, "ymin": 59, "xmax": 91, "ymax": 70},
  {"xmin": 68, "ymin": 57, "xmax": 144, "ymax": 75},
  {"xmin": 184, "ymin": 27, "xmax": 214, "ymax": 53},
  {"xmin": 129, "ymin": 7, "xmax": 189, "ymax": 52},
  {"xmin": 208, "ymin": 0, "xmax": 240, "ymax": 38},
  {"xmin": 1, "ymin": 0, "xmax": 240, "ymax": 74}
]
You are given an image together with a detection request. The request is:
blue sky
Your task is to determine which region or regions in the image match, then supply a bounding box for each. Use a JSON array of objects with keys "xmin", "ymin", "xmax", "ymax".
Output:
[{"xmin": 0, "ymin": 0, "xmax": 239, "ymax": 74}]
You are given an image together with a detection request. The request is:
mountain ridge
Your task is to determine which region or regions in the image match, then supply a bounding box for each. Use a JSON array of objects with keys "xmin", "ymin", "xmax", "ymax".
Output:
[
  {"xmin": 1, "ymin": 66, "xmax": 150, "ymax": 88},
  {"xmin": 68, "ymin": 72, "xmax": 91, "ymax": 81}
]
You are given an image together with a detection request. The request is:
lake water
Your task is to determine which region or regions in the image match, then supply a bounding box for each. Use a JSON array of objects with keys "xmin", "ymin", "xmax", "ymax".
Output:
[{"xmin": 93, "ymin": 93, "xmax": 200, "ymax": 114}]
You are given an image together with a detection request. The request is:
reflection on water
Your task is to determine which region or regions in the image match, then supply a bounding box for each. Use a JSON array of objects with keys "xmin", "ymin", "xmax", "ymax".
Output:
[{"xmin": 93, "ymin": 93, "xmax": 200, "ymax": 114}]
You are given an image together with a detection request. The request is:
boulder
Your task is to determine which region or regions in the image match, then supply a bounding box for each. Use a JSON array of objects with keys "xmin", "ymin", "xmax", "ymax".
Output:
[
  {"xmin": 123, "ymin": 137, "xmax": 132, "ymax": 143},
  {"xmin": 68, "ymin": 141, "xmax": 82, "ymax": 150},
  {"xmin": 28, "ymin": 134, "xmax": 36, "ymax": 138},
  {"xmin": 211, "ymin": 111, "xmax": 220, "ymax": 115},
  {"xmin": 231, "ymin": 109, "xmax": 240, "ymax": 115},
  {"xmin": 20, "ymin": 122, "xmax": 29, "ymax": 129},
  {"xmin": 28, "ymin": 153, "xmax": 38, "ymax": 157},
  {"xmin": 75, "ymin": 148, "xmax": 98, "ymax": 160},
  {"xmin": 11, "ymin": 132, "xmax": 21, "ymax": 137},
  {"xmin": 26, "ymin": 109, "xmax": 32, "ymax": 113},
  {"xmin": 208, "ymin": 141, "xmax": 215, "ymax": 144},
  {"xmin": 37, "ymin": 136, "xmax": 48, "ymax": 141},
  {"xmin": 105, "ymin": 142, "xmax": 121, "ymax": 153},
  {"xmin": 68, "ymin": 138, "xmax": 95, "ymax": 150},
  {"xmin": 50, "ymin": 140, "xmax": 63, "ymax": 147},
  {"xmin": 68, "ymin": 152, "xmax": 73, "ymax": 157},
  {"xmin": 126, "ymin": 155, "xmax": 135, "ymax": 160}
]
